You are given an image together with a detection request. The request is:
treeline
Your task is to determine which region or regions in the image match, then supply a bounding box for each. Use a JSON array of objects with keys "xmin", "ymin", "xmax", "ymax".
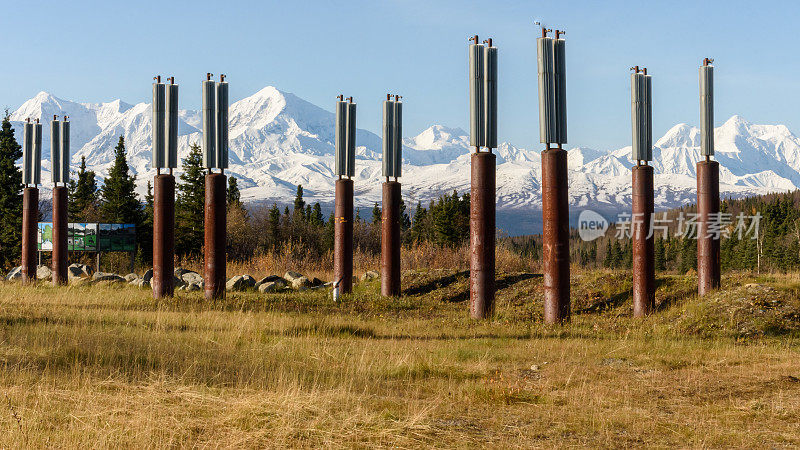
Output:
[
  {"xmin": 3, "ymin": 111, "xmax": 799, "ymax": 274},
  {"xmin": 511, "ymin": 190, "xmax": 800, "ymax": 273},
  {"xmin": 226, "ymin": 188, "xmax": 472, "ymax": 262}
]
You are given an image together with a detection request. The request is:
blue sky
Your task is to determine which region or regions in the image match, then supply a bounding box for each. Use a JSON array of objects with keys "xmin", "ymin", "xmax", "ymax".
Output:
[{"xmin": 1, "ymin": 0, "xmax": 798, "ymax": 150}]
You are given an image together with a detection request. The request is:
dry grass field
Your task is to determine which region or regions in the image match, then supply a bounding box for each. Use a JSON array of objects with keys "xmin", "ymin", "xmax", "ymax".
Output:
[{"xmin": 1, "ymin": 269, "xmax": 800, "ymax": 447}]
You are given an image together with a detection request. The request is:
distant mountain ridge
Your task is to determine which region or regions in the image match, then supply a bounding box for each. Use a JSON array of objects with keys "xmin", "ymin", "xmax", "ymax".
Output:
[{"xmin": 9, "ymin": 88, "xmax": 800, "ymax": 234}]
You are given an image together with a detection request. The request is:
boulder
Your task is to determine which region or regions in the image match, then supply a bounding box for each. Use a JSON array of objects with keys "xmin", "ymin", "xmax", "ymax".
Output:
[
  {"xmin": 242, "ymin": 275, "xmax": 256, "ymax": 287},
  {"xmin": 92, "ymin": 272, "xmax": 125, "ymax": 284},
  {"xmin": 67, "ymin": 264, "xmax": 91, "ymax": 281},
  {"xmin": 124, "ymin": 273, "xmax": 139, "ymax": 282},
  {"xmin": 185, "ymin": 283, "xmax": 202, "ymax": 292},
  {"xmin": 361, "ymin": 270, "xmax": 379, "ymax": 281},
  {"xmin": 37, "ymin": 265, "xmax": 52, "ymax": 281},
  {"xmin": 310, "ymin": 277, "xmax": 323, "ymax": 287},
  {"xmin": 258, "ymin": 280, "xmax": 286, "ymax": 293},
  {"xmin": 284, "ymin": 271, "xmax": 310, "ymax": 289},
  {"xmin": 6, "ymin": 266, "xmax": 22, "ymax": 281},
  {"xmin": 255, "ymin": 275, "xmax": 286, "ymax": 289},
  {"xmin": 226, "ymin": 275, "xmax": 256, "ymax": 291},
  {"xmin": 181, "ymin": 271, "xmax": 204, "ymax": 285},
  {"xmin": 173, "ymin": 275, "xmax": 187, "ymax": 289},
  {"xmin": 142, "ymin": 269, "xmax": 153, "ymax": 283}
]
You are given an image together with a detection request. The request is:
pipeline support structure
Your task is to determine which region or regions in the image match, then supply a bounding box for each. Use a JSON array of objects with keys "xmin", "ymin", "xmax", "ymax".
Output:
[
  {"xmin": 697, "ymin": 58, "xmax": 720, "ymax": 295},
  {"xmin": 630, "ymin": 67, "xmax": 655, "ymax": 316},
  {"xmin": 333, "ymin": 96, "xmax": 357, "ymax": 295},
  {"xmin": 537, "ymin": 27, "xmax": 570, "ymax": 323},
  {"xmin": 151, "ymin": 76, "xmax": 178, "ymax": 298},
  {"xmin": 467, "ymin": 35, "xmax": 497, "ymax": 319}
]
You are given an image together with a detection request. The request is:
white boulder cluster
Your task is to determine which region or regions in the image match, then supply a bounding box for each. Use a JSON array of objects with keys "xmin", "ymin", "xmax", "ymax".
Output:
[{"xmin": 5, "ymin": 264, "xmax": 330, "ymax": 294}]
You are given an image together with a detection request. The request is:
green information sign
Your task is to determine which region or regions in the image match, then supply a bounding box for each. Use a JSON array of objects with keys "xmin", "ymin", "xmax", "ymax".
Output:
[{"xmin": 38, "ymin": 223, "xmax": 135, "ymax": 252}]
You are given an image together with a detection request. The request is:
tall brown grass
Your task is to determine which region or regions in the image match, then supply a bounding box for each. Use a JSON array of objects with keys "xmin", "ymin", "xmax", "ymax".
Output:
[{"xmin": 169, "ymin": 240, "xmax": 538, "ymax": 281}]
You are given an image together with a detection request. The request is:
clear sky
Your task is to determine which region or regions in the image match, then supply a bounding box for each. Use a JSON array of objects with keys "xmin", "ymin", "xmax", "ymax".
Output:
[{"xmin": 1, "ymin": 0, "xmax": 798, "ymax": 151}]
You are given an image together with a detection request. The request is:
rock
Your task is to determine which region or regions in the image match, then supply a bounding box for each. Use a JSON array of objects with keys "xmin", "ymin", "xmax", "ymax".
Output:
[
  {"xmin": 255, "ymin": 275, "xmax": 283, "ymax": 286},
  {"xmin": 310, "ymin": 277, "xmax": 323, "ymax": 287},
  {"xmin": 67, "ymin": 264, "xmax": 92, "ymax": 281},
  {"xmin": 242, "ymin": 275, "xmax": 256, "ymax": 287},
  {"xmin": 124, "ymin": 273, "xmax": 139, "ymax": 282},
  {"xmin": 284, "ymin": 271, "xmax": 310, "ymax": 289},
  {"xmin": 226, "ymin": 275, "xmax": 256, "ymax": 291},
  {"xmin": 361, "ymin": 270, "xmax": 379, "ymax": 281},
  {"xmin": 37, "ymin": 265, "xmax": 52, "ymax": 280},
  {"xmin": 91, "ymin": 272, "xmax": 126, "ymax": 284},
  {"xmin": 72, "ymin": 277, "xmax": 94, "ymax": 286},
  {"xmin": 256, "ymin": 276, "xmax": 287, "ymax": 289},
  {"xmin": 174, "ymin": 267, "xmax": 192, "ymax": 278},
  {"xmin": 173, "ymin": 275, "xmax": 187, "ymax": 288},
  {"xmin": 185, "ymin": 283, "xmax": 202, "ymax": 292},
  {"xmin": 181, "ymin": 271, "xmax": 203, "ymax": 285},
  {"xmin": 258, "ymin": 280, "xmax": 286, "ymax": 293},
  {"xmin": 6, "ymin": 266, "xmax": 22, "ymax": 281},
  {"xmin": 142, "ymin": 269, "xmax": 153, "ymax": 283}
]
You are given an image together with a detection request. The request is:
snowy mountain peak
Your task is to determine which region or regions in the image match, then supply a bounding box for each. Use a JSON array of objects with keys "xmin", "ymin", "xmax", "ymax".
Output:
[
  {"xmin": 7, "ymin": 85, "xmax": 800, "ymax": 235},
  {"xmin": 408, "ymin": 125, "xmax": 468, "ymax": 150},
  {"xmin": 655, "ymin": 123, "xmax": 700, "ymax": 149}
]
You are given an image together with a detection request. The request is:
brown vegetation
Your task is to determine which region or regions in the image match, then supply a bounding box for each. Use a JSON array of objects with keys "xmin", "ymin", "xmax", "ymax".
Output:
[{"xmin": 1, "ymin": 269, "xmax": 800, "ymax": 447}]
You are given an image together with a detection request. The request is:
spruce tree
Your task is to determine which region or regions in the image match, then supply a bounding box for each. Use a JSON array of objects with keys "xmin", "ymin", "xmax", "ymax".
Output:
[
  {"xmin": 175, "ymin": 144, "xmax": 205, "ymax": 256},
  {"xmin": 268, "ymin": 203, "xmax": 281, "ymax": 248},
  {"xmin": 310, "ymin": 202, "xmax": 324, "ymax": 227},
  {"xmin": 0, "ymin": 112, "xmax": 22, "ymax": 269},
  {"xmin": 69, "ymin": 156, "xmax": 99, "ymax": 221},
  {"xmin": 293, "ymin": 185, "xmax": 306, "ymax": 221},
  {"xmin": 99, "ymin": 137, "xmax": 142, "ymax": 224},
  {"xmin": 371, "ymin": 202, "xmax": 381, "ymax": 225},
  {"xmin": 226, "ymin": 176, "xmax": 241, "ymax": 206}
]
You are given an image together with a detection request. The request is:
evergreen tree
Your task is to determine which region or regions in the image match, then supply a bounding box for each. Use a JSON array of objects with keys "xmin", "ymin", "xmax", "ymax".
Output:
[
  {"xmin": 293, "ymin": 185, "xmax": 306, "ymax": 221},
  {"xmin": 99, "ymin": 137, "xmax": 142, "ymax": 224},
  {"xmin": 226, "ymin": 176, "xmax": 241, "ymax": 206},
  {"xmin": 0, "ymin": 112, "xmax": 22, "ymax": 269},
  {"xmin": 399, "ymin": 199, "xmax": 411, "ymax": 231},
  {"xmin": 138, "ymin": 180, "xmax": 155, "ymax": 263},
  {"xmin": 654, "ymin": 237, "xmax": 666, "ymax": 271},
  {"xmin": 310, "ymin": 202, "xmax": 324, "ymax": 227},
  {"xmin": 175, "ymin": 144, "xmax": 205, "ymax": 256},
  {"xmin": 268, "ymin": 203, "xmax": 281, "ymax": 248},
  {"xmin": 371, "ymin": 202, "xmax": 381, "ymax": 225},
  {"xmin": 69, "ymin": 156, "xmax": 99, "ymax": 221}
]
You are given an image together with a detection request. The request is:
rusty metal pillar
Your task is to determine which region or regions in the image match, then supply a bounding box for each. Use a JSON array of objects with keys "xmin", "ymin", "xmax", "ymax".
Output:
[
  {"xmin": 632, "ymin": 164, "xmax": 654, "ymax": 316},
  {"xmin": 334, "ymin": 178, "xmax": 354, "ymax": 294},
  {"xmin": 470, "ymin": 151, "xmax": 496, "ymax": 319},
  {"xmin": 381, "ymin": 181, "xmax": 401, "ymax": 297},
  {"xmin": 21, "ymin": 187, "xmax": 38, "ymax": 284},
  {"xmin": 542, "ymin": 147, "xmax": 570, "ymax": 323},
  {"xmin": 204, "ymin": 172, "xmax": 226, "ymax": 300},
  {"xmin": 697, "ymin": 159, "xmax": 720, "ymax": 295},
  {"xmin": 52, "ymin": 186, "xmax": 68, "ymax": 285},
  {"xmin": 153, "ymin": 174, "xmax": 175, "ymax": 298}
]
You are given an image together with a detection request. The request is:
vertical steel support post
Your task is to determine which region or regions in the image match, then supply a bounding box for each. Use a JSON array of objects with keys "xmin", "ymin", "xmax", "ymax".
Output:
[
  {"xmin": 381, "ymin": 181, "xmax": 401, "ymax": 297},
  {"xmin": 204, "ymin": 173, "xmax": 226, "ymax": 300},
  {"xmin": 542, "ymin": 147, "xmax": 570, "ymax": 323},
  {"xmin": 470, "ymin": 151, "xmax": 496, "ymax": 319},
  {"xmin": 153, "ymin": 174, "xmax": 175, "ymax": 298},
  {"xmin": 697, "ymin": 160, "xmax": 720, "ymax": 295},
  {"xmin": 632, "ymin": 164, "xmax": 655, "ymax": 316},
  {"xmin": 21, "ymin": 187, "xmax": 38, "ymax": 284},
  {"xmin": 52, "ymin": 186, "xmax": 68, "ymax": 285},
  {"xmin": 334, "ymin": 178, "xmax": 354, "ymax": 294}
]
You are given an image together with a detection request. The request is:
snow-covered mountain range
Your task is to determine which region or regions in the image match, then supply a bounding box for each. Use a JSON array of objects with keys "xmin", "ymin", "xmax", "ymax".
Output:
[{"xmin": 9, "ymin": 87, "xmax": 800, "ymax": 234}]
